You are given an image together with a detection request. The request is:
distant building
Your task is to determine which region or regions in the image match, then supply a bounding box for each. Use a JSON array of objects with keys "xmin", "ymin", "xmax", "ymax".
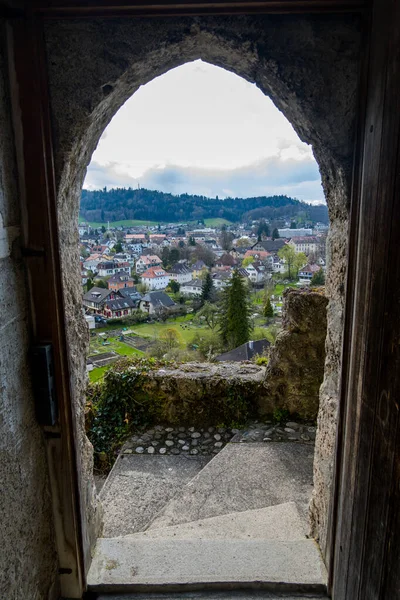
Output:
[
  {"xmin": 288, "ymin": 236, "xmax": 319, "ymax": 255},
  {"xmin": 139, "ymin": 291, "xmax": 176, "ymax": 315},
  {"xmin": 180, "ymin": 279, "xmax": 203, "ymax": 297},
  {"xmin": 215, "ymin": 339, "xmax": 270, "ymax": 362},
  {"xmin": 251, "ymin": 239, "xmax": 287, "ymax": 253},
  {"xmin": 141, "ymin": 266, "xmax": 170, "ymax": 290},
  {"xmin": 107, "ymin": 272, "xmax": 135, "ymax": 291},
  {"xmin": 135, "ymin": 254, "xmax": 162, "ymax": 274},
  {"xmin": 97, "ymin": 261, "xmax": 130, "ymax": 277},
  {"xmin": 169, "ymin": 262, "xmax": 193, "ymax": 284},
  {"xmin": 299, "ymin": 263, "xmax": 321, "ymax": 283},
  {"xmin": 278, "ymin": 228, "xmax": 313, "ymax": 238}
]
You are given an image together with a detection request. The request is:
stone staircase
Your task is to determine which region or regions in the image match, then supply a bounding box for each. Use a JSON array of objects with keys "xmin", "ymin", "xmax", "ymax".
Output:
[{"xmin": 88, "ymin": 442, "xmax": 327, "ymax": 597}]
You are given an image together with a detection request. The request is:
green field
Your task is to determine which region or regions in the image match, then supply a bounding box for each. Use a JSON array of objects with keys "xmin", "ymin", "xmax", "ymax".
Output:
[
  {"xmin": 79, "ymin": 215, "xmax": 233, "ymax": 229},
  {"xmin": 79, "ymin": 217, "xmax": 160, "ymax": 228},
  {"xmin": 89, "ymin": 334, "xmax": 145, "ymax": 357},
  {"xmin": 204, "ymin": 218, "xmax": 232, "ymax": 227},
  {"xmin": 89, "ymin": 366, "xmax": 108, "ymax": 383}
]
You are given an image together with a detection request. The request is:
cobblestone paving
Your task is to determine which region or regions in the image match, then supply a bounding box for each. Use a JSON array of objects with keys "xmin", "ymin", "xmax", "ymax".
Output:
[{"xmin": 121, "ymin": 421, "xmax": 316, "ymax": 457}]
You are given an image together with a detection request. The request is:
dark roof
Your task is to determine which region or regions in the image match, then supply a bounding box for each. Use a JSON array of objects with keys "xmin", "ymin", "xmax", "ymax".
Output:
[
  {"xmin": 170, "ymin": 263, "xmax": 192, "ymax": 275},
  {"xmin": 106, "ymin": 297, "xmax": 137, "ymax": 311},
  {"xmin": 97, "ymin": 261, "xmax": 117, "ymax": 269},
  {"xmin": 108, "ymin": 272, "xmax": 133, "ymax": 283},
  {"xmin": 252, "ymin": 239, "xmax": 286, "ymax": 252},
  {"xmin": 141, "ymin": 291, "xmax": 176, "ymax": 308},
  {"xmin": 192, "ymin": 260, "xmax": 206, "ymax": 270},
  {"xmin": 215, "ymin": 339, "xmax": 271, "ymax": 362},
  {"xmin": 217, "ymin": 253, "xmax": 236, "ymax": 266},
  {"xmin": 82, "ymin": 287, "xmax": 112, "ymax": 303},
  {"xmin": 181, "ymin": 279, "xmax": 203, "ymax": 288},
  {"xmin": 119, "ymin": 288, "xmax": 142, "ymax": 301},
  {"xmin": 237, "ymin": 268, "xmax": 249, "ymax": 277}
]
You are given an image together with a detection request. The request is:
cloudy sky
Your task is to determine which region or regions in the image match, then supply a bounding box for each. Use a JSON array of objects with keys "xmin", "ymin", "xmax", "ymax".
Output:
[{"xmin": 84, "ymin": 60, "xmax": 324, "ymax": 204}]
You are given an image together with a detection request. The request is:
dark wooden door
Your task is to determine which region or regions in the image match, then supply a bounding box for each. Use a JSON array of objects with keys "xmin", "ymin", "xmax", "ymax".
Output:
[{"xmin": 332, "ymin": 0, "xmax": 400, "ymax": 597}]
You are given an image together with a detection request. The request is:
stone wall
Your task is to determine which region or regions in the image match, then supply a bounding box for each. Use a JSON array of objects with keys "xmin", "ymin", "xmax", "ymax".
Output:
[
  {"xmin": 0, "ymin": 20, "xmax": 58, "ymax": 600},
  {"xmin": 43, "ymin": 14, "xmax": 361, "ymax": 561},
  {"xmin": 262, "ymin": 288, "xmax": 328, "ymax": 420}
]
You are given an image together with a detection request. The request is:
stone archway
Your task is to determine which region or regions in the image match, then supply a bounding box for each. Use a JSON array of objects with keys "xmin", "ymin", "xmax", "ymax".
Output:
[{"xmin": 43, "ymin": 13, "xmax": 361, "ymax": 559}]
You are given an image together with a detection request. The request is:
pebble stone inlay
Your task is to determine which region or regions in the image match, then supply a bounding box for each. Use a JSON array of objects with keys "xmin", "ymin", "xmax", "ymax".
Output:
[{"xmin": 122, "ymin": 420, "xmax": 317, "ymax": 457}]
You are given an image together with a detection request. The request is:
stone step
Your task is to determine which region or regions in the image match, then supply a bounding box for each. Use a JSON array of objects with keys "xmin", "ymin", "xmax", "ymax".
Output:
[
  {"xmin": 98, "ymin": 593, "xmax": 328, "ymax": 599},
  {"xmin": 147, "ymin": 443, "xmax": 314, "ymax": 532},
  {"xmin": 99, "ymin": 454, "xmax": 210, "ymax": 537},
  {"xmin": 87, "ymin": 538, "xmax": 327, "ymax": 594},
  {"xmin": 123, "ymin": 502, "xmax": 306, "ymax": 542}
]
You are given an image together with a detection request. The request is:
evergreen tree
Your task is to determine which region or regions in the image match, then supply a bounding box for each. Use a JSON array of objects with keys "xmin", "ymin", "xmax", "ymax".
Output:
[
  {"xmin": 218, "ymin": 270, "xmax": 252, "ymax": 350},
  {"xmin": 264, "ymin": 297, "xmax": 274, "ymax": 319},
  {"xmin": 169, "ymin": 280, "xmax": 180, "ymax": 293},
  {"xmin": 114, "ymin": 241, "xmax": 123, "ymax": 253},
  {"xmin": 200, "ymin": 272, "xmax": 214, "ymax": 305},
  {"xmin": 310, "ymin": 268, "xmax": 325, "ymax": 286},
  {"xmin": 272, "ymin": 228, "xmax": 280, "ymax": 240}
]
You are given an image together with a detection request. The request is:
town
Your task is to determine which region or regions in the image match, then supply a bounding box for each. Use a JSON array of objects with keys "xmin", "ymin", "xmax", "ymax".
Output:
[{"xmin": 80, "ymin": 210, "xmax": 328, "ymax": 380}]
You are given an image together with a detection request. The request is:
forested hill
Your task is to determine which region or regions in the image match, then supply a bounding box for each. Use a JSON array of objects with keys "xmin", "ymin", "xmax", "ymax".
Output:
[{"xmin": 80, "ymin": 187, "xmax": 329, "ymax": 224}]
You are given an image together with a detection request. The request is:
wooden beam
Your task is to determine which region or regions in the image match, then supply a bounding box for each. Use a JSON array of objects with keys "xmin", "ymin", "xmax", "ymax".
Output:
[
  {"xmin": 30, "ymin": 0, "xmax": 367, "ymax": 17},
  {"xmin": 6, "ymin": 16, "xmax": 85, "ymax": 599}
]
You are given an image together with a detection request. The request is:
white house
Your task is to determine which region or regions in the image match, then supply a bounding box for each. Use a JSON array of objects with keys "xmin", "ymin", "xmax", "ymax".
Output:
[
  {"xmin": 244, "ymin": 263, "xmax": 269, "ymax": 284},
  {"xmin": 169, "ymin": 263, "xmax": 193, "ymax": 284},
  {"xmin": 135, "ymin": 254, "xmax": 162, "ymax": 274},
  {"xmin": 141, "ymin": 266, "xmax": 170, "ymax": 290},
  {"xmin": 288, "ymin": 236, "xmax": 319, "ymax": 255},
  {"xmin": 180, "ymin": 279, "xmax": 203, "ymax": 297},
  {"xmin": 278, "ymin": 228, "xmax": 313, "ymax": 238},
  {"xmin": 299, "ymin": 263, "xmax": 321, "ymax": 283},
  {"xmin": 97, "ymin": 261, "xmax": 130, "ymax": 277}
]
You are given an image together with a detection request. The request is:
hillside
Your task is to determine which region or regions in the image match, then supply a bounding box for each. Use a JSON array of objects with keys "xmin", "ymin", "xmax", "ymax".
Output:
[{"xmin": 80, "ymin": 187, "xmax": 329, "ymax": 225}]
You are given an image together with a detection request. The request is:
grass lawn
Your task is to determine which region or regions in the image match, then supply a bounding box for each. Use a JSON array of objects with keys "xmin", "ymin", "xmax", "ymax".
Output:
[
  {"xmin": 89, "ymin": 334, "xmax": 145, "ymax": 357},
  {"xmin": 79, "ymin": 217, "xmax": 160, "ymax": 228},
  {"xmin": 204, "ymin": 217, "xmax": 232, "ymax": 227},
  {"xmin": 128, "ymin": 314, "xmax": 215, "ymax": 347},
  {"xmin": 89, "ymin": 366, "xmax": 108, "ymax": 383},
  {"xmin": 272, "ymin": 282, "xmax": 298, "ymax": 296}
]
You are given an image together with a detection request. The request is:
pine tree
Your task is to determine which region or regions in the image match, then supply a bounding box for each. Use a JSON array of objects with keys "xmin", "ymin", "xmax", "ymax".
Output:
[
  {"xmin": 264, "ymin": 297, "xmax": 274, "ymax": 319},
  {"xmin": 272, "ymin": 228, "xmax": 280, "ymax": 240},
  {"xmin": 200, "ymin": 272, "xmax": 214, "ymax": 305},
  {"xmin": 219, "ymin": 270, "xmax": 252, "ymax": 350},
  {"xmin": 311, "ymin": 268, "xmax": 325, "ymax": 286}
]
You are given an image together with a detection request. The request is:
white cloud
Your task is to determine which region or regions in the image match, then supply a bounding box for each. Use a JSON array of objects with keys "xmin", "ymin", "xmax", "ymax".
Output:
[{"xmin": 84, "ymin": 60, "xmax": 324, "ymax": 204}]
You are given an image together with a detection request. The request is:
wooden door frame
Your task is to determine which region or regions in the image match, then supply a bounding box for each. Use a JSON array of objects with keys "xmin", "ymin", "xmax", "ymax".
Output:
[{"xmin": 6, "ymin": 1, "xmax": 372, "ymax": 598}]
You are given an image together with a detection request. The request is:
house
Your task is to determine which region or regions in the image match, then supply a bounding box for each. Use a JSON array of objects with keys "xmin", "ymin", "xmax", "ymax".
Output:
[
  {"xmin": 141, "ymin": 266, "xmax": 170, "ymax": 290},
  {"xmin": 278, "ymin": 227, "xmax": 313, "ymax": 238},
  {"xmin": 83, "ymin": 253, "xmax": 102, "ymax": 272},
  {"xmin": 135, "ymin": 254, "xmax": 162, "ymax": 274},
  {"xmin": 119, "ymin": 288, "xmax": 142, "ymax": 306},
  {"xmin": 244, "ymin": 249, "xmax": 270, "ymax": 261},
  {"xmin": 180, "ymin": 279, "xmax": 203, "ymax": 297},
  {"xmin": 299, "ymin": 263, "xmax": 321, "ymax": 283},
  {"xmin": 288, "ymin": 236, "xmax": 319, "ymax": 255},
  {"xmin": 107, "ymin": 272, "xmax": 135, "ymax": 291},
  {"xmin": 139, "ymin": 291, "xmax": 176, "ymax": 315},
  {"xmin": 215, "ymin": 339, "xmax": 271, "ymax": 362},
  {"xmin": 251, "ymin": 239, "xmax": 287, "ymax": 253},
  {"xmin": 103, "ymin": 295, "xmax": 137, "ymax": 319},
  {"xmin": 244, "ymin": 262, "xmax": 268, "ymax": 284},
  {"xmin": 125, "ymin": 233, "xmax": 147, "ymax": 244},
  {"xmin": 169, "ymin": 262, "xmax": 193, "ymax": 284},
  {"xmin": 82, "ymin": 287, "xmax": 115, "ymax": 313},
  {"xmin": 191, "ymin": 260, "xmax": 207, "ymax": 279},
  {"xmin": 96, "ymin": 261, "xmax": 130, "ymax": 277},
  {"xmin": 212, "ymin": 271, "xmax": 231, "ymax": 290},
  {"xmin": 215, "ymin": 253, "xmax": 237, "ymax": 269}
]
